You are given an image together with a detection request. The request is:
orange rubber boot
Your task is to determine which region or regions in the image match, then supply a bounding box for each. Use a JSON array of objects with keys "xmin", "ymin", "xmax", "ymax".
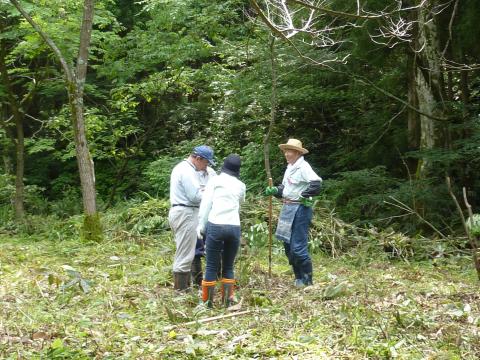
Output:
[{"xmin": 201, "ymin": 280, "xmax": 216, "ymax": 308}]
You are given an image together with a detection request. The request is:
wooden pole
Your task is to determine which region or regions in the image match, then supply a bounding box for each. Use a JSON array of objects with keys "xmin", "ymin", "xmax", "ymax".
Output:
[
  {"xmin": 268, "ymin": 177, "xmax": 273, "ymax": 277},
  {"xmin": 263, "ymin": 36, "xmax": 277, "ymax": 278}
]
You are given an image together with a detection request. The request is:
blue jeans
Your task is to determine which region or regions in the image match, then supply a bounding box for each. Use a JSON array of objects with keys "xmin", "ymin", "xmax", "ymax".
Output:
[
  {"xmin": 283, "ymin": 205, "xmax": 313, "ymax": 285},
  {"xmin": 204, "ymin": 222, "xmax": 241, "ymax": 281}
]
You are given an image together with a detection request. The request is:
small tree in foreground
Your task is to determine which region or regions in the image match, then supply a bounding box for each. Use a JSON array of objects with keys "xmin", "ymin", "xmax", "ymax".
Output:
[{"xmin": 9, "ymin": 0, "xmax": 102, "ymax": 241}]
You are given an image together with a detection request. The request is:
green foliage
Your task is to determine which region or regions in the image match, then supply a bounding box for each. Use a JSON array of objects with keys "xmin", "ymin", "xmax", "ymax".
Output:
[
  {"xmin": 143, "ymin": 156, "xmax": 181, "ymax": 198},
  {"xmin": 0, "ymin": 173, "xmax": 15, "ymax": 204},
  {"xmin": 59, "ymin": 264, "xmax": 93, "ymax": 294},
  {"xmin": 44, "ymin": 338, "xmax": 90, "ymax": 360},
  {"xmin": 49, "ymin": 186, "xmax": 83, "ymax": 218},
  {"xmin": 466, "ymin": 214, "xmax": 480, "ymax": 236},
  {"xmin": 1, "ymin": 228, "xmax": 479, "ymax": 358},
  {"xmin": 245, "ymin": 221, "xmax": 269, "ymax": 249},
  {"xmin": 322, "ymin": 166, "xmax": 400, "ymax": 223},
  {"xmin": 119, "ymin": 197, "xmax": 170, "ymax": 235},
  {"xmin": 240, "ymin": 142, "xmax": 281, "ymax": 193},
  {"xmin": 0, "ymin": 174, "xmax": 48, "ymax": 215},
  {"xmin": 2, "ymin": 0, "xmax": 480, "ymax": 239}
]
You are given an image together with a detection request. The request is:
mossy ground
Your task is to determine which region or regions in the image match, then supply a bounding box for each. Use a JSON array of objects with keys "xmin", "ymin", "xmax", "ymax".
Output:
[{"xmin": 0, "ymin": 234, "xmax": 478, "ymax": 359}]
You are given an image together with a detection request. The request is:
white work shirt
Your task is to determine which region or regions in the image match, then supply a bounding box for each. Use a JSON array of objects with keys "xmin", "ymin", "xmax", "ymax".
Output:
[
  {"xmin": 197, "ymin": 172, "xmax": 246, "ymax": 232},
  {"xmin": 282, "ymin": 156, "xmax": 322, "ymax": 200},
  {"xmin": 169, "ymin": 159, "xmax": 216, "ymax": 207}
]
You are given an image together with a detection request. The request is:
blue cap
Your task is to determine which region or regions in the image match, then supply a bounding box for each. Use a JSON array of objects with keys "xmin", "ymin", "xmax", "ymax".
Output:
[{"xmin": 193, "ymin": 145, "xmax": 215, "ymax": 166}]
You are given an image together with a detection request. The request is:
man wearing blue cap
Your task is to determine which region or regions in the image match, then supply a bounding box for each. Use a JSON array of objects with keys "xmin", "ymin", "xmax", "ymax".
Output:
[{"xmin": 169, "ymin": 145, "xmax": 216, "ymax": 291}]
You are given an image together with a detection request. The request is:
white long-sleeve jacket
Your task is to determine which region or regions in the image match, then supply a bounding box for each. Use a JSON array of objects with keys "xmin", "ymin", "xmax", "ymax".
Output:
[{"xmin": 197, "ymin": 172, "xmax": 246, "ymax": 233}]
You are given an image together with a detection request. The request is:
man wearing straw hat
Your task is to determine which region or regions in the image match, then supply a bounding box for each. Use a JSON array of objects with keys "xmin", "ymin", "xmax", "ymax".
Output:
[{"xmin": 265, "ymin": 138, "xmax": 322, "ymax": 287}]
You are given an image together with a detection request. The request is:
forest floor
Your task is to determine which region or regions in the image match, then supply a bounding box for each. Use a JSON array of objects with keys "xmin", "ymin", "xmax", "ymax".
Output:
[{"xmin": 0, "ymin": 234, "xmax": 479, "ymax": 359}]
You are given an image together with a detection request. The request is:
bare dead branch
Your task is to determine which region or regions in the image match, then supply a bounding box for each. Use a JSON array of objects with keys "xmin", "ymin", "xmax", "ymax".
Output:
[
  {"xmin": 446, "ymin": 179, "xmax": 480, "ymax": 281},
  {"xmin": 384, "ymin": 196, "xmax": 446, "ymax": 239},
  {"xmin": 441, "ymin": 0, "xmax": 459, "ymax": 59},
  {"xmin": 348, "ymin": 72, "xmax": 449, "ymax": 122}
]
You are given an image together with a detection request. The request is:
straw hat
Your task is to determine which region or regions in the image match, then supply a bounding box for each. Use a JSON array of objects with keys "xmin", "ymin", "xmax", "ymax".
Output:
[{"xmin": 278, "ymin": 138, "xmax": 309, "ymax": 154}]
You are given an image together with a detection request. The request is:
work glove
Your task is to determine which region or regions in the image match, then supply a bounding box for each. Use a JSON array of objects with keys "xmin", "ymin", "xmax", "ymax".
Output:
[
  {"xmin": 264, "ymin": 186, "xmax": 278, "ymax": 196},
  {"xmin": 300, "ymin": 196, "xmax": 314, "ymax": 207},
  {"xmin": 196, "ymin": 225, "xmax": 204, "ymax": 240}
]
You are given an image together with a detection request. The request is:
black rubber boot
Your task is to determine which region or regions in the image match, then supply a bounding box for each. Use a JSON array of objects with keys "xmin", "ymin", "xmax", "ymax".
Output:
[
  {"xmin": 221, "ymin": 278, "xmax": 235, "ymax": 307},
  {"xmin": 299, "ymin": 259, "xmax": 313, "ymax": 286},
  {"xmin": 191, "ymin": 256, "xmax": 203, "ymax": 288},
  {"xmin": 173, "ymin": 272, "xmax": 191, "ymax": 291},
  {"xmin": 292, "ymin": 264, "xmax": 302, "ymax": 282}
]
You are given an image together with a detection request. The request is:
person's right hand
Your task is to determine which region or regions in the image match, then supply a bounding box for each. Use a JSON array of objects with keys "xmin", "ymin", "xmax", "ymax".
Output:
[
  {"xmin": 196, "ymin": 226, "xmax": 204, "ymax": 240},
  {"xmin": 264, "ymin": 186, "xmax": 278, "ymax": 196}
]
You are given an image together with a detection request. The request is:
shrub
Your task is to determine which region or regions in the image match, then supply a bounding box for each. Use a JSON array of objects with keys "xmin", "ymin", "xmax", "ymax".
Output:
[
  {"xmin": 322, "ymin": 167, "xmax": 458, "ymax": 236},
  {"xmin": 49, "ymin": 186, "xmax": 83, "ymax": 218},
  {"xmin": 116, "ymin": 197, "xmax": 170, "ymax": 236},
  {"xmin": 143, "ymin": 156, "xmax": 181, "ymax": 198}
]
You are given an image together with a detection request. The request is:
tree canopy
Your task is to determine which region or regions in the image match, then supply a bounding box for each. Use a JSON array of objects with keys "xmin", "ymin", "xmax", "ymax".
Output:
[{"xmin": 1, "ymin": 0, "xmax": 479, "ymax": 235}]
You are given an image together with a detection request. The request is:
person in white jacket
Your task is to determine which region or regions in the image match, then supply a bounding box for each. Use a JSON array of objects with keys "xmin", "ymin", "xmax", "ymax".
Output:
[{"xmin": 196, "ymin": 154, "xmax": 246, "ymax": 307}]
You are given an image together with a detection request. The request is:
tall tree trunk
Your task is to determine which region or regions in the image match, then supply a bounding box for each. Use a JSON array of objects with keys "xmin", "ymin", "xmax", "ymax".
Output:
[
  {"xmin": 406, "ymin": 50, "xmax": 420, "ymax": 168},
  {"xmin": 0, "ymin": 105, "xmax": 14, "ymax": 175},
  {"xmin": 415, "ymin": 3, "xmax": 448, "ymax": 179},
  {"xmin": 0, "ymin": 33, "xmax": 25, "ymax": 220},
  {"xmin": 9, "ymin": 0, "xmax": 102, "ymax": 240},
  {"xmin": 69, "ymin": 87, "xmax": 97, "ymax": 216},
  {"xmin": 71, "ymin": 0, "xmax": 102, "ymax": 241},
  {"xmin": 458, "ymin": 50, "xmax": 475, "ymax": 208}
]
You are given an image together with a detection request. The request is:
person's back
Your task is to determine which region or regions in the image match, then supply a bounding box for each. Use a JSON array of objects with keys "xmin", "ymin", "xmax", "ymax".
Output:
[
  {"xmin": 197, "ymin": 154, "xmax": 245, "ymax": 308},
  {"xmin": 200, "ymin": 172, "xmax": 245, "ymax": 227}
]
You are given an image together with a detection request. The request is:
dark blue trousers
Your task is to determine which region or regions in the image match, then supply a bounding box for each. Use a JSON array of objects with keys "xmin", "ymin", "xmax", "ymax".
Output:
[
  {"xmin": 283, "ymin": 205, "xmax": 313, "ymax": 285},
  {"xmin": 204, "ymin": 222, "xmax": 241, "ymax": 281}
]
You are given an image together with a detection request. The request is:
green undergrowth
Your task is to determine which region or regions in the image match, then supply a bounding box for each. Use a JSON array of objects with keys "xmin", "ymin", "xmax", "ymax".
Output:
[{"xmin": 1, "ymin": 232, "xmax": 479, "ymax": 359}]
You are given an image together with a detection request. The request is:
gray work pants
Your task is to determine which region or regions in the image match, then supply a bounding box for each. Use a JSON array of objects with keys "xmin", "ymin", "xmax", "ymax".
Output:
[{"xmin": 169, "ymin": 206, "xmax": 199, "ymax": 273}]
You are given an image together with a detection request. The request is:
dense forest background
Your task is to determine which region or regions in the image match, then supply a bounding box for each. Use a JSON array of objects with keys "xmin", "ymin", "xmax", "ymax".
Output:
[
  {"xmin": 1, "ymin": 0, "xmax": 480, "ymax": 239},
  {"xmin": 2, "ymin": 2, "xmax": 480, "ymax": 358}
]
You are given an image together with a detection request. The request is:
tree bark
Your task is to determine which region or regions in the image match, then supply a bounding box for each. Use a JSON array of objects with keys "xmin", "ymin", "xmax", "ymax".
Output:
[
  {"xmin": 406, "ymin": 50, "xmax": 420, "ymax": 166},
  {"xmin": 72, "ymin": 0, "xmax": 97, "ymax": 219},
  {"xmin": 9, "ymin": 0, "xmax": 102, "ymax": 240},
  {"xmin": 414, "ymin": 3, "xmax": 448, "ymax": 179},
  {"xmin": 0, "ymin": 30, "xmax": 25, "ymax": 220}
]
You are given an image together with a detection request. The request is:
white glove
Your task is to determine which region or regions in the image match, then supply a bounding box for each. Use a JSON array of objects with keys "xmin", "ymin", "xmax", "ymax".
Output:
[{"xmin": 196, "ymin": 226, "xmax": 204, "ymax": 240}]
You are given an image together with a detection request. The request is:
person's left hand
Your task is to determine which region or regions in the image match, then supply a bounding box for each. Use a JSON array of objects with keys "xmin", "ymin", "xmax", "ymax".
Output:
[{"xmin": 299, "ymin": 196, "xmax": 314, "ymax": 207}]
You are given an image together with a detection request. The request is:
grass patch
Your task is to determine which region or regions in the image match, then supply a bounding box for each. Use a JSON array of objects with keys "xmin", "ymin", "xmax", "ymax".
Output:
[{"xmin": 0, "ymin": 234, "xmax": 479, "ymax": 359}]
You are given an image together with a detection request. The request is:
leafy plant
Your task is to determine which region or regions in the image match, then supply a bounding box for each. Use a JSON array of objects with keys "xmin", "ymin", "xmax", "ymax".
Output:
[
  {"xmin": 59, "ymin": 265, "xmax": 92, "ymax": 294},
  {"xmin": 115, "ymin": 197, "xmax": 170, "ymax": 236},
  {"xmin": 466, "ymin": 214, "xmax": 480, "ymax": 236}
]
